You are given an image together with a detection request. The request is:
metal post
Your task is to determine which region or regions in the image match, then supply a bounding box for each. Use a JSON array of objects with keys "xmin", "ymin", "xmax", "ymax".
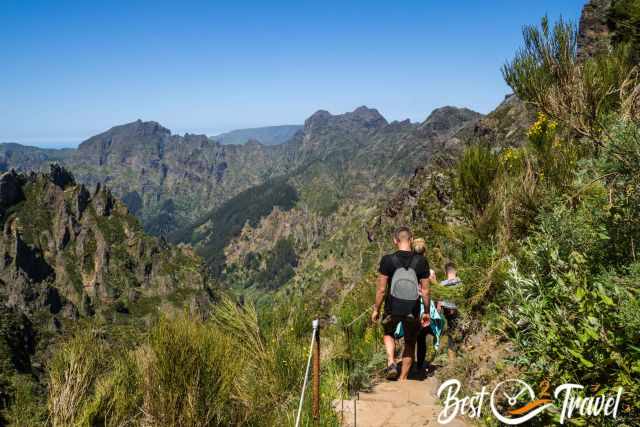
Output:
[{"xmin": 312, "ymin": 319, "xmax": 320, "ymax": 425}]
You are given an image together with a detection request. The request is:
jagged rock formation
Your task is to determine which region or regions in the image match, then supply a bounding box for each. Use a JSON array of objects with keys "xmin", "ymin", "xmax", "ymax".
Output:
[
  {"xmin": 70, "ymin": 120, "xmax": 294, "ymax": 234},
  {"xmin": 0, "ymin": 165, "xmax": 212, "ymax": 422},
  {"xmin": 578, "ymin": 0, "xmax": 613, "ymax": 61},
  {"xmin": 464, "ymin": 94, "xmax": 536, "ymax": 148},
  {"xmin": 577, "ymin": 0, "xmax": 640, "ymax": 64},
  {"xmin": 224, "ymin": 206, "xmax": 335, "ymax": 265},
  {"xmin": 0, "ymin": 165, "xmax": 210, "ymax": 322}
]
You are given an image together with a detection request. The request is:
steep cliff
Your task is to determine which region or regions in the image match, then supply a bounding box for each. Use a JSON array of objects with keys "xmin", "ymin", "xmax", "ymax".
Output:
[{"xmin": 0, "ymin": 165, "xmax": 212, "ymax": 415}]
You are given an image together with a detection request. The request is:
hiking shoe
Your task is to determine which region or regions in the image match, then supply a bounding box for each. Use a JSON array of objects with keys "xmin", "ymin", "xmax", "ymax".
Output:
[{"xmin": 385, "ymin": 363, "xmax": 399, "ymax": 381}]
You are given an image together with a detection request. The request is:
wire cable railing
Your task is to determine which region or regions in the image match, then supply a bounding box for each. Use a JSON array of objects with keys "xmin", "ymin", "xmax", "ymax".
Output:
[{"xmin": 295, "ymin": 305, "xmax": 378, "ymax": 426}]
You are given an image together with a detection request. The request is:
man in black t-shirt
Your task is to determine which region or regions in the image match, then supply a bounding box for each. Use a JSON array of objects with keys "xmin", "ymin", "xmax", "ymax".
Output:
[{"xmin": 371, "ymin": 226, "xmax": 430, "ymax": 381}]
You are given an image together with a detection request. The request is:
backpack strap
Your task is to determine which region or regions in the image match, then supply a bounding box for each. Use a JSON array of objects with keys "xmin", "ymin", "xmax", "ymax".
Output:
[
  {"xmin": 408, "ymin": 254, "xmax": 421, "ymax": 271},
  {"xmin": 390, "ymin": 254, "xmax": 404, "ymax": 270}
]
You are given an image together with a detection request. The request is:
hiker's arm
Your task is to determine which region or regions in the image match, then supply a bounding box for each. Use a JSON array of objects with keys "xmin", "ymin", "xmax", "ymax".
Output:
[
  {"xmin": 429, "ymin": 269, "xmax": 438, "ymax": 286},
  {"xmin": 372, "ymin": 274, "xmax": 388, "ymax": 322},
  {"xmin": 420, "ymin": 278, "xmax": 430, "ymax": 314}
]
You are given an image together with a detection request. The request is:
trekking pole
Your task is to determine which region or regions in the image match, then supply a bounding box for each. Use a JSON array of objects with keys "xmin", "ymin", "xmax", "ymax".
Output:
[
  {"xmin": 312, "ymin": 319, "xmax": 321, "ymax": 426},
  {"xmin": 295, "ymin": 319, "xmax": 319, "ymax": 427}
]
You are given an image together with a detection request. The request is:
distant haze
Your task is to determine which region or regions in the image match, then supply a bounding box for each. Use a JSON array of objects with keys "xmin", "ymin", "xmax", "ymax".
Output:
[
  {"xmin": 213, "ymin": 125, "xmax": 303, "ymax": 146},
  {"xmin": 0, "ymin": 137, "xmax": 85, "ymax": 149},
  {"xmin": 1, "ymin": 0, "xmax": 584, "ymax": 147}
]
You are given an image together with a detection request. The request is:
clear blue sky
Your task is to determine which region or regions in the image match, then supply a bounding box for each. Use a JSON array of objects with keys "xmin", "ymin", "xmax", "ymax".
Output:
[{"xmin": 1, "ymin": 0, "xmax": 585, "ymax": 148}]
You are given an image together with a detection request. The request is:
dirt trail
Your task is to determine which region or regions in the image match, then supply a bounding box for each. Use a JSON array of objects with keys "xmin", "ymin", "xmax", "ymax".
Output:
[{"xmin": 334, "ymin": 376, "xmax": 471, "ymax": 427}]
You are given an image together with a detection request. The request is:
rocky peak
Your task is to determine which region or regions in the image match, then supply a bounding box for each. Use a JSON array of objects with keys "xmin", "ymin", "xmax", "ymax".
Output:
[
  {"xmin": 303, "ymin": 106, "xmax": 388, "ymax": 134},
  {"xmin": 48, "ymin": 163, "xmax": 75, "ymax": 189},
  {"xmin": 347, "ymin": 106, "xmax": 388, "ymax": 129},
  {"xmin": 121, "ymin": 119, "xmax": 171, "ymax": 138},
  {"xmin": 577, "ymin": 0, "xmax": 613, "ymax": 61},
  {"xmin": 0, "ymin": 166, "xmax": 209, "ymax": 323},
  {"xmin": 76, "ymin": 120, "xmax": 171, "ymax": 166},
  {"xmin": 418, "ymin": 106, "xmax": 482, "ymax": 138},
  {"xmin": 304, "ymin": 110, "xmax": 333, "ymax": 131}
]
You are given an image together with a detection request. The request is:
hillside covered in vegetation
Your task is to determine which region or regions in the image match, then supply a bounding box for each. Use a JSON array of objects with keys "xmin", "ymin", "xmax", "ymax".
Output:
[{"xmin": 1, "ymin": 0, "xmax": 639, "ymax": 426}]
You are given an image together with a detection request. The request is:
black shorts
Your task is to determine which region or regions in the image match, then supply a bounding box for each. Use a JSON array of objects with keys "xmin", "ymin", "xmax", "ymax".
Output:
[{"xmin": 382, "ymin": 314, "xmax": 419, "ymax": 343}]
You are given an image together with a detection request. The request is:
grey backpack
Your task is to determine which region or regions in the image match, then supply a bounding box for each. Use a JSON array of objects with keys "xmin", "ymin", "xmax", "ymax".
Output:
[{"xmin": 389, "ymin": 254, "xmax": 420, "ymax": 316}]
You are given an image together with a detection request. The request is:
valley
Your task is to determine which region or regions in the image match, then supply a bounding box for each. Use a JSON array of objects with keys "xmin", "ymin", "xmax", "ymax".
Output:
[{"xmin": 1, "ymin": 0, "xmax": 639, "ymax": 425}]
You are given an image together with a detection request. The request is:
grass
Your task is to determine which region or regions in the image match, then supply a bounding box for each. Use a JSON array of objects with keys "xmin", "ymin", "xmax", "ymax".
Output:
[{"xmin": 41, "ymin": 296, "xmax": 341, "ymax": 426}]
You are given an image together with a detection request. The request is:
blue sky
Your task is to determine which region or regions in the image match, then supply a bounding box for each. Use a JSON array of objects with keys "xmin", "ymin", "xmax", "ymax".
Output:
[{"xmin": 1, "ymin": 0, "xmax": 585, "ymax": 148}]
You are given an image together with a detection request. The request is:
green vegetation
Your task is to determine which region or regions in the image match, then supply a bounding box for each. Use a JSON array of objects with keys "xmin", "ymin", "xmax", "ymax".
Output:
[
  {"xmin": 170, "ymin": 177, "xmax": 298, "ymax": 275},
  {"xmin": 226, "ymin": 238, "xmax": 299, "ymax": 291},
  {"xmin": 609, "ymin": 0, "xmax": 640, "ymax": 63},
  {"xmin": 5, "ymin": 7, "xmax": 640, "ymax": 427},
  {"xmin": 455, "ymin": 144, "xmax": 499, "ymax": 220},
  {"xmin": 502, "ymin": 16, "xmax": 638, "ymax": 141},
  {"xmin": 42, "ymin": 298, "xmax": 338, "ymax": 427},
  {"xmin": 447, "ymin": 17, "xmax": 639, "ymax": 424}
]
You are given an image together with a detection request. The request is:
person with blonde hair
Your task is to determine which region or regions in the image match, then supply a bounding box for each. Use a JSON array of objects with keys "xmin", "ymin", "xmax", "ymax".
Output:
[
  {"xmin": 372, "ymin": 226, "xmax": 430, "ymax": 381},
  {"xmin": 412, "ymin": 237, "xmax": 426, "ymax": 255},
  {"xmin": 412, "ymin": 237, "xmax": 440, "ymax": 370}
]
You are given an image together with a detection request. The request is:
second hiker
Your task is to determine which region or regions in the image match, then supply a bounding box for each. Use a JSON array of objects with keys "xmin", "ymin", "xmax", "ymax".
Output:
[{"xmin": 371, "ymin": 226, "xmax": 430, "ymax": 381}]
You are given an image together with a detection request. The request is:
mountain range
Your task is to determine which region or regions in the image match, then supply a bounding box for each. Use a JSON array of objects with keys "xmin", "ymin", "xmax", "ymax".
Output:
[{"xmin": 0, "ymin": 105, "xmax": 482, "ymax": 237}]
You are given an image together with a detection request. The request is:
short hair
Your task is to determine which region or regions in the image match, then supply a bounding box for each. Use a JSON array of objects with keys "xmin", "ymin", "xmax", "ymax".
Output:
[
  {"xmin": 445, "ymin": 262, "xmax": 456, "ymax": 273},
  {"xmin": 394, "ymin": 226, "xmax": 412, "ymax": 241}
]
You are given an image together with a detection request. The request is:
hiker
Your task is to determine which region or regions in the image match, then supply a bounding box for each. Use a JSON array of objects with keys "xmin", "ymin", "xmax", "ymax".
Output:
[
  {"xmin": 438, "ymin": 262, "xmax": 463, "ymax": 363},
  {"xmin": 371, "ymin": 226, "xmax": 430, "ymax": 381},
  {"xmin": 392, "ymin": 238, "xmax": 443, "ymax": 373},
  {"xmin": 415, "ymin": 260, "xmax": 440, "ymax": 371}
]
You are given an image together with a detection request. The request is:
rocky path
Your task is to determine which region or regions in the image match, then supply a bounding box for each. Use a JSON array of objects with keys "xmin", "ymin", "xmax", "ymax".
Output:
[{"xmin": 334, "ymin": 376, "xmax": 471, "ymax": 427}]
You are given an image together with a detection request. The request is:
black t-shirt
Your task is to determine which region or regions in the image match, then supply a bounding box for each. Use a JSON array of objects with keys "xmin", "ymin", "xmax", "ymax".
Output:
[{"xmin": 379, "ymin": 250, "xmax": 429, "ymax": 315}]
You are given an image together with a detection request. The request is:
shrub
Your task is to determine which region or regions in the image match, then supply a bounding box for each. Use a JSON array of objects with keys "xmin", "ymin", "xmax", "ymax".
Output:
[
  {"xmin": 141, "ymin": 315, "xmax": 239, "ymax": 426},
  {"xmin": 1, "ymin": 375, "xmax": 46, "ymax": 426},
  {"xmin": 609, "ymin": 0, "xmax": 640, "ymax": 64},
  {"xmin": 502, "ymin": 16, "xmax": 639, "ymax": 141},
  {"xmin": 597, "ymin": 119, "xmax": 640, "ymax": 265},
  {"xmin": 48, "ymin": 330, "xmax": 107, "ymax": 427},
  {"xmin": 43, "ymin": 297, "xmax": 330, "ymax": 426},
  {"xmin": 456, "ymin": 144, "xmax": 499, "ymax": 220}
]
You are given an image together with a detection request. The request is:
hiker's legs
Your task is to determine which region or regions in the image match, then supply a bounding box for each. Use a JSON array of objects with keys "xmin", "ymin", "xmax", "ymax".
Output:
[
  {"xmin": 400, "ymin": 339, "xmax": 415, "ymax": 380},
  {"xmin": 383, "ymin": 334, "xmax": 395, "ymax": 366},
  {"xmin": 399, "ymin": 318, "xmax": 418, "ymax": 380},
  {"xmin": 416, "ymin": 328, "xmax": 427, "ymax": 368},
  {"xmin": 381, "ymin": 314, "xmax": 399, "ymax": 367}
]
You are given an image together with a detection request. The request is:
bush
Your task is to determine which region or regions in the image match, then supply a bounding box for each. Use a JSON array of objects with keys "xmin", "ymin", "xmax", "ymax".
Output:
[
  {"xmin": 456, "ymin": 144, "xmax": 499, "ymax": 220},
  {"xmin": 43, "ymin": 295, "xmax": 332, "ymax": 426},
  {"xmin": 1, "ymin": 375, "xmax": 46, "ymax": 426},
  {"xmin": 609, "ymin": 0, "xmax": 640, "ymax": 64},
  {"xmin": 48, "ymin": 330, "xmax": 107, "ymax": 427},
  {"xmin": 502, "ymin": 16, "xmax": 638, "ymax": 141},
  {"xmin": 141, "ymin": 315, "xmax": 239, "ymax": 426},
  {"xmin": 495, "ymin": 129, "xmax": 640, "ymax": 424},
  {"xmin": 597, "ymin": 119, "xmax": 640, "ymax": 265}
]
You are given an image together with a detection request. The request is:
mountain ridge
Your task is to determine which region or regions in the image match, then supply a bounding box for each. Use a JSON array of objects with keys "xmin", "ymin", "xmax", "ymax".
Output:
[
  {"xmin": 0, "ymin": 105, "xmax": 482, "ymax": 237},
  {"xmin": 212, "ymin": 124, "xmax": 303, "ymax": 145}
]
